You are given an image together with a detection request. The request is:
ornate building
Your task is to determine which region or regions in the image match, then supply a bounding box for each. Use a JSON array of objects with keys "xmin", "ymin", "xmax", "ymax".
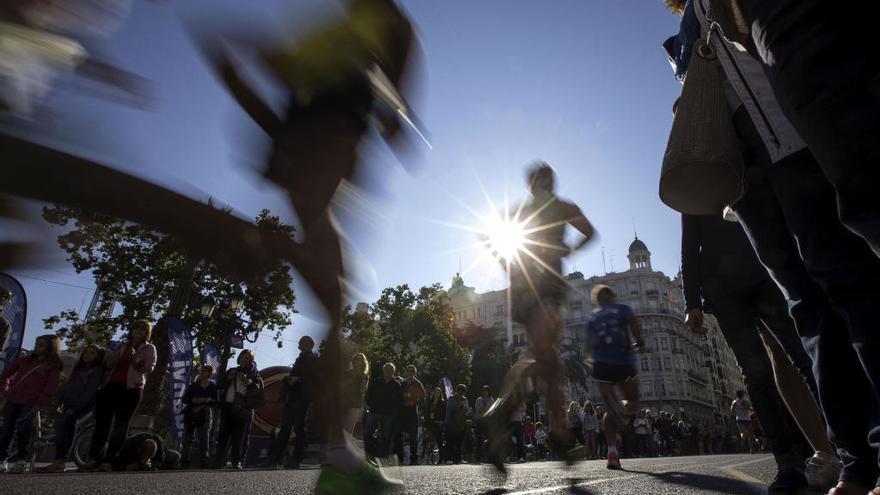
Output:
[{"xmin": 447, "ymin": 236, "xmax": 746, "ymax": 424}]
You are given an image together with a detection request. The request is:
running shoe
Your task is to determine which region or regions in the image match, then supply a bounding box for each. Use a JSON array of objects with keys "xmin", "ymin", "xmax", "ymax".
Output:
[
  {"xmin": 805, "ymin": 452, "xmax": 842, "ymax": 491},
  {"xmin": 314, "ymin": 462, "xmax": 403, "ymax": 495},
  {"xmin": 768, "ymin": 469, "xmax": 808, "ymax": 495},
  {"xmin": 606, "ymin": 452, "xmax": 621, "ymax": 470},
  {"xmin": 7, "ymin": 459, "xmax": 27, "ymax": 474}
]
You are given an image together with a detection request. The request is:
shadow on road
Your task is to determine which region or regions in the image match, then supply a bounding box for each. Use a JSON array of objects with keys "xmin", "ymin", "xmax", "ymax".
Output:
[{"xmin": 619, "ymin": 469, "xmax": 763, "ymax": 495}]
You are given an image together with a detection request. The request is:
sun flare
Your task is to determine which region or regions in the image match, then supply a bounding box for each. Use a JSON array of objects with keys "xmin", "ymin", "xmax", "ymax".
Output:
[{"xmin": 484, "ymin": 213, "xmax": 527, "ymax": 261}]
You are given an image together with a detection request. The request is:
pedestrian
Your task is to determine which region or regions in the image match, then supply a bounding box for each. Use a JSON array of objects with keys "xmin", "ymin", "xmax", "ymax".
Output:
[
  {"xmin": 109, "ymin": 433, "xmax": 181, "ymax": 471},
  {"xmin": 596, "ymin": 406, "xmax": 608, "ymax": 458},
  {"xmin": 444, "ymin": 384, "xmax": 468, "ymax": 464},
  {"xmin": 180, "ymin": 364, "xmax": 218, "ymax": 469},
  {"xmin": 664, "ymin": 2, "xmax": 880, "ymax": 493},
  {"xmin": 633, "ymin": 410, "xmax": 651, "ymax": 458},
  {"xmin": 424, "ymin": 387, "xmax": 446, "ymax": 465},
  {"xmin": 524, "ymin": 415, "xmax": 536, "ymax": 450},
  {"xmin": 394, "ymin": 365, "xmax": 425, "ymax": 465},
  {"xmin": 364, "ymin": 363, "xmax": 402, "ymax": 460},
  {"xmin": 36, "ymin": 344, "xmax": 106, "ymax": 473},
  {"xmin": 0, "ymin": 334, "xmax": 63, "ymax": 473},
  {"xmin": 473, "ymin": 385, "xmax": 493, "ymax": 463},
  {"xmin": 85, "ymin": 320, "xmax": 156, "ymax": 472},
  {"xmin": 582, "ymin": 402, "xmax": 599, "ymax": 459},
  {"xmin": 586, "ymin": 284, "xmax": 643, "ymax": 471},
  {"xmin": 535, "ymin": 422, "xmax": 548, "ymax": 460},
  {"xmin": 511, "ymin": 405, "xmax": 526, "ymax": 463},
  {"xmin": 484, "ymin": 162, "xmax": 596, "ymax": 476},
  {"xmin": 215, "ymin": 349, "xmax": 263, "ymax": 470},
  {"xmin": 342, "ymin": 352, "xmax": 369, "ymax": 435},
  {"xmin": 261, "ymin": 336, "xmax": 319, "ymax": 469},
  {"xmin": 567, "ymin": 401, "xmax": 584, "ymax": 451}
]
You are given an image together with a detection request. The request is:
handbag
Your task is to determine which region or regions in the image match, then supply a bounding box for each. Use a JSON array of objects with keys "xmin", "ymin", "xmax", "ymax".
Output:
[{"xmin": 659, "ymin": 34, "xmax": 744, "ymax": 215}]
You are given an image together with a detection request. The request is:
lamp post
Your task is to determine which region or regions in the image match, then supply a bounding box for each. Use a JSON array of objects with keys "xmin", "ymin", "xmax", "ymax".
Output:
[{"xmin": 199, "ymin": 286, "xmax": 267, "ymax": 379}]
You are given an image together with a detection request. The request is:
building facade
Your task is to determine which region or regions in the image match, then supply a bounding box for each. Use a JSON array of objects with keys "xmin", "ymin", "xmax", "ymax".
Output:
[{"xmin": 447, "ymin": 236, "xmax": 746, "ymax": 425}]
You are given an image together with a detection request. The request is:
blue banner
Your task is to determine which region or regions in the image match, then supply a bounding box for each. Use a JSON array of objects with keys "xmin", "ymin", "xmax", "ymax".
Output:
[
  {"xmin": 167, "ymin": 317, "xmax": 193, "ymax": 444},
  {"xmin": 202, "ymin": 343, "xmax": 221, "ymax": 383},
  {"xmin": 0, "ymin": 273, "xmax": 27, "ymax": 375}
]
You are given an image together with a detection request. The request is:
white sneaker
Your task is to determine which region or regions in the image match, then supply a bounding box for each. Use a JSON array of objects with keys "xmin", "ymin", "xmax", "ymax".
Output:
[
  {"xmin": 0, "ymin": 460, "xmax": 7, "ymax": 473},
  {"xmin": 805, "ymin": 451, "xmax": 842, "ymax": 491},
  {"xmin": 7, "ymin": 460, "xmax": 27, "ymax": 474}
]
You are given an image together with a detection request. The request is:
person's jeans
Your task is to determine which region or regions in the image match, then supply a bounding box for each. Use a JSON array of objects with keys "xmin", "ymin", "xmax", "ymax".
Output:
[
  {"xmin": 54, "ymin": 411, "xmax": 85, "ymax": 461},
  {"xmin": 364, "ymin": 413, "xmax": 394, "ymax": 458},
  {"xmin": 732, "ymin": 110, "xmax": 880, "ymax": 488},
  {"xmin": 0, "ymin": 402, "xmax": 35, "ymax": 462},
  {"xmin": 513, "ymin": 421, "xmax": 525, "ymax": 460},
  {"xmin": 740, "ymin": 0, "xmax": 880, "ymax": 258},
  {"xmin": 90, "ymin": 383, "xmax": 142, "ymax": 462},
  {"xmin": 214, "ymin": 404, "xmax": 252, "ymax": 468},
  {"xmin": 181, "ymin": 409, "xmax": 213, "ymax": 467},
  {"xmin": 709, "ymin": 279, "xmax": 812, "ymax": 467},
  {"xmin": 393, "ymin": 408, "xmax": 419, "ymax": 464},
  {"xmin": 267, "ymin": 400, "xmax": 309, "ymax": 465}
]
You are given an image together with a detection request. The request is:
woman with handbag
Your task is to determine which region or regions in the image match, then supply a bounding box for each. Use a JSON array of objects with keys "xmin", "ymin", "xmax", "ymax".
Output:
[
  {"xmin": 214, "ymin": 350, "xmax": 263, "ymax": 470},
  {"xmin": 180, "ymin": 365, "xmax": 218, "ymax": 468},
  {"xmin": 84, "ymin": 320, "xmax": 156, "ymax": 472}
]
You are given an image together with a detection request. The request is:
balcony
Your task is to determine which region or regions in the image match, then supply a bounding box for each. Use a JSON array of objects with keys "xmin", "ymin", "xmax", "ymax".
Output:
[{"xmin": 687, "ymin": 370, "xmax": 709, "ymax": 384}]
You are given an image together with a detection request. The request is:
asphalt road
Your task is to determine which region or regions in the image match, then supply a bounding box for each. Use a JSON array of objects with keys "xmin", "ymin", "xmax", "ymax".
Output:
[{"xmin": 1, "ymin": 454, "xmax": 778, "ymax": 494}]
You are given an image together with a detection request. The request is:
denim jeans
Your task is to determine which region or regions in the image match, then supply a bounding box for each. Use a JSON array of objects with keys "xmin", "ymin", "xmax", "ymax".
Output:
[
  {"xmin": 54, "ymin": 412, "xmax": 85, "ymax": 461},
  {"xmin": 267, "ymin": 400, "xmax": 309, "ymax": 465},
  {"xmin": 740, "ymin": 0, "xmax": 880, "ymax": 258},
  {"xmin": 90, "ymin": 383, "xmax": 142, "ymax": 462},
  {"xmin": 731, "ymin": 108, "xmax": 880, "ymax": 488},
  {"xmin": 181, "ymin": 408, "xmax": 213, "ymax": 467},
  {"xmin": 0, "ymin": 402, "xmax": 35, "ymax": 462},
  {"xmin": 709, "ymin": 279, "xmax": 812, "ymax": 467},
  {"xmin": 364, "ymin": 413, "xmax": 394, "ymax": 458}
]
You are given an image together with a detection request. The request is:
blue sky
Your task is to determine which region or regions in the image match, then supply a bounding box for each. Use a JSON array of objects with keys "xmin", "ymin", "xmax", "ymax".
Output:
[{"xmin": 13, "ymin": 1, "xmax": 684, "ymax": 367}]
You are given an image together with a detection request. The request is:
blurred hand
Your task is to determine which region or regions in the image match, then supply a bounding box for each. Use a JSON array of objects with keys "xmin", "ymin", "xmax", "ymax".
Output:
[{"xmin": 686, "ymin": 308, "xmax": 706, "ymax": 335}]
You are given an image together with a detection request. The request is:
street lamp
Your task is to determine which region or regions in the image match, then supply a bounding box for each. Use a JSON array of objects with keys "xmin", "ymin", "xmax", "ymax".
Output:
[
  {"xmin": 198, "ymin": 289, "xmax": 266, "ymax": 377},
  {"xmin": 229, "ymin": 286, "xmax": 245, "ymax": 312},
  {"xmin": 200, "ymin": 297, "xmax": 216, "ymax": 318}
]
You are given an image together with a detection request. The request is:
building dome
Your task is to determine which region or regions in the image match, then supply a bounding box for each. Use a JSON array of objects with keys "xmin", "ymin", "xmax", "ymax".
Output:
[{"xmin": 629, "ymin": 237, "xmax": 648, "ymax": 253}]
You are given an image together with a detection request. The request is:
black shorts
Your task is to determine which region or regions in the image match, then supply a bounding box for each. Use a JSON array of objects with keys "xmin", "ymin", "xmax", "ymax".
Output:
[{"xmin": 592, "ymin": 362, "xmax": 637, "ymax": 384}]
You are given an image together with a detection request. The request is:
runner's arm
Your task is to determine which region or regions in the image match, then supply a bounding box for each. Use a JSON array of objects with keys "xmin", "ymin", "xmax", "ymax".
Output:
[
  {"xmin": 565, "ymin": 202, "xmax": 596, "ymax": 254},
  {"xmin": 627, "ymin": 314, "xmax": 644, "ymax": 349}
]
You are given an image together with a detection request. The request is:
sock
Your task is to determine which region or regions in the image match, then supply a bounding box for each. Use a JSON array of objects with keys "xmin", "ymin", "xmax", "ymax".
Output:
[
  {"xmin": 608, "ymin": 446, "xmax": 618, "ymax": 455},
  {"xmin": 325, "ymin": 442, "xmax": 362, "ymax": 475}
]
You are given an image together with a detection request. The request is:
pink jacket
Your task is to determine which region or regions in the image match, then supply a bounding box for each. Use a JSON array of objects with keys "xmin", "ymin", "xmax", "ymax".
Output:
[
  {"xmin": 0, "ymin": 356, "xmax": 61, "ymax": 406},
  {"xmin": 107, "ymin": 342, "xmax": 157, "ymax": 389}
]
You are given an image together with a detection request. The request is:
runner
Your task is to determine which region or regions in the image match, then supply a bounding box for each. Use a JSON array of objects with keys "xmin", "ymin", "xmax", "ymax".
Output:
[
  {"xmin": 585, "ymin": 284, "xmax": 643, "ymax": 471},
  {"xmin": 484, "ymin": 162, "xmax": 596, "ymax": 477},
  {"xmin": 731, "ymin": 391, "xmax": 756, "ymax": 454}
]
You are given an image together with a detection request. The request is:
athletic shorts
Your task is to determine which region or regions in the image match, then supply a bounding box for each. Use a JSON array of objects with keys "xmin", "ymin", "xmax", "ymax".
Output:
[{"xmin": 592, "ymin": 362, "xmax": 638, "ymax": 384}]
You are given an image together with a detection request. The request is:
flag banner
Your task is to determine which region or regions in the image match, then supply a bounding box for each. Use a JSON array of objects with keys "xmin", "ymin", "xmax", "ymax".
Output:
[
  {"xmin": 0, "ymin": 273, "xmax": 27, "ymax": 374},
  {"xmin": 202, "ymin": 343, "xmax": 221, "ymax": 383},
  {"xmin": 442, "ymin": 377, "xmax": 453, "ymax": 399},
  {"xmin": 167, "ymin": 316, "xmax": 194, "ymax": 444}
]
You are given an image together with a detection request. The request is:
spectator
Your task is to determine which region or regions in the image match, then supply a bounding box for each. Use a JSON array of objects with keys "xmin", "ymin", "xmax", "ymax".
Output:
[
  {"xmin": 582, "ymin": 402, "xmax": 599, "ymax": 460},
  {"xmin": 473, "ymin": 385, "xmax": 493, "ymax": 464},
  {"xmin": 462, "ymin": 419, "xmax": 476, "ymax": 463},
  {"xmin": 424, "ymin": 387, "xmax": 446, "ymax": 465},
  {"xmin": 85, "ymin": 320, "xmax": 156, "ymax": 472},
  {"xmin": 633, "ymin": 410, "xmax": 650, "ymax": 458},
  {"xmin": 215, "ymin": 350, "xmax": 263, "ymax": 470},
  {"xmin": 37, "ymin": 344, "xmax": 106, "ymax": 473},
  {"xmin": 342, "ymin": 352, "xmax": 369, "ymax": 435},
  {"xmin": 262, "ymin": 336, "xmax": 319, "ymax": 469},
  {"xmin": 395, "ymin": 365, "xmax": 425, "ymax": 465},
  {"xmin": 0, "ymin": 288, "xmax": 10, "ymax": 354},
  {"xmin": 444, "ymin": 384, "xmax": 468, "ymax": 464},
  {"xmin": 180, "ymin": 364, "xmax": 218, "ymax": 469},
  {"xmin": 0, "ymin": 335, "xmax": 63, "ymax": 473},
  {"xmin": 567, "ymin": 401, "xmax": 584, "ymax": 451},
  {"xmin": 511, "ymin": 404, "xmax": 526, "ymax": 463},
  {"xmin": 365, "ymin": 363, "xmax": 401, "ymax": 459},
  {"xmin": 524, "ymin": 416, "xmax": 536, "ymax": 450},
  {"xmin": 535, "ymin": 422, "xmax": 548, "ymax": 460},
  {"xmin": 110, "ymin": 433, "xmax": 181, "ymax": 471},
  {"xmin": 595, "ymin": 406, "xmax": 607, "ymax": 457}
]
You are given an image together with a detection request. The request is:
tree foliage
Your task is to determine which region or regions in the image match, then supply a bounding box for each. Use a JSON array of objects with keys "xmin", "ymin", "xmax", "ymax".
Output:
[
  {"xmin": 342, "ymin": 284, "xmax": 471, "ymax": 391},
  {"xmin": 42, "ymin": 205, "xmax": 297, "ymax": 416}
]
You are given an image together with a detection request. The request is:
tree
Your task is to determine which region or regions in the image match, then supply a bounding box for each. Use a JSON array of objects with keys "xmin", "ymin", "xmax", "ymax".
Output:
[
  {"xmin": 342, "ymin": 284, "xmax": 471, "ymax": 391},
  {"xmin": 461, "ymin": 322, "xmax": 516, "ymax": 403},
  {"xmin": 42, "ymin": 206, "xmax": 297, "ymax": 417}
]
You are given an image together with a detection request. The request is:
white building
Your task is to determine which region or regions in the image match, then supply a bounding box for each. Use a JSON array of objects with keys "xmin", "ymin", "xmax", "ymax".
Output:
[{"xmin": 447, "ymin": 236, "xmax": 746, "ymax": 424}]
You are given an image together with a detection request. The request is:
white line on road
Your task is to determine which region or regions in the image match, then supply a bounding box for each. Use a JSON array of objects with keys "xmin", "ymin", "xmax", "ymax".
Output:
[
  {"xmin": 718, "ymin": 456, "xmax": 774, "ymax": 470},
  {"xmin": 505, "ymin": 475, "xmax": 641, "ymax": 495}
]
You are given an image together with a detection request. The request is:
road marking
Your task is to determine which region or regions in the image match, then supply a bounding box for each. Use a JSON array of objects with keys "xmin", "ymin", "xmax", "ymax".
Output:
[
  {"xmin": 505, "ymin": 475, "xmax": 641, "ymax": 495},
  {"xmin": 719, "ymin": 456, "xmax": 774, "ymax": 470}
]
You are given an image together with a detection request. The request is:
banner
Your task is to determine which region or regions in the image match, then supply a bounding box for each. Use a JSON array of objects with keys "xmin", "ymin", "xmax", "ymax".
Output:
[
  {"xmin": 202, "ymin": 343, "xmax": 221, "ymax": 383},
  {"xmin": 167, "ymin": 317, "xmax": 194, "ymax": 445},
  {"xmin": 0, "ymin": 273, "xmax": 27, "ymax": 375}
]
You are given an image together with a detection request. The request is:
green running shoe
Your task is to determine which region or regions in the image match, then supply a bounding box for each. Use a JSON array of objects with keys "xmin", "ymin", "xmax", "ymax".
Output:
[{"xmin": 314, "ymin": 462, "xmax": 404, "ymax": 495}]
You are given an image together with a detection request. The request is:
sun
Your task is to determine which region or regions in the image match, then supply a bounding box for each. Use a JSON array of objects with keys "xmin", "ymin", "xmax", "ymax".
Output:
[{"xmin": 484, "ymin": 213, "xmax": 527, "ymax": 261}]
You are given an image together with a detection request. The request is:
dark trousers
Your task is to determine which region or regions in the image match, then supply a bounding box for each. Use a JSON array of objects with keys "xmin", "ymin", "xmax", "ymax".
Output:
[
  {"xmin": 364, "ymin": 413, "xmax": 393, "ymax": 458},
  {"xmin": 475, "ymin": 419, "xmax": 488, "ymax": 462},
  {"xmin": 215, "ymin": 405, "xmax": 252, "ymax": 468},
  {"xmin": 90, "ymin": 383, "xmax": 142, "ymax": 462},
  {"xmin": 181, "ymin": 410, "xmax": 213, "ymax": 467},
  {"xmin": 54, "ymin": 412, "xmax": 85, "ymax": 461},
  {"xmin": 394, "ymin": 408, "xmax": 419, "ymax": 464},
  {"xmin": 446, "ymin": 429, "xmax": 463, "ymax": 463},
  {"xmin": 0, "ymin": 402, "xmax": 35, "ymax": 462},
  {"xmin": 732, "ymin": 109, "xmax": 880, "ymax": 487},
  {"xmin": 429, "ymin": 422, "xmax": 445, "ymax": 463},
  {"xmin": 268, "ymin": 400, "xmax": 309, "ymax": 465},
  {"xmin": 512, "ymin": 421, "xmax": 526, "ymax": 460},
  {"xmin": 709, "ymin": 279, "xmax": 813, "ymax": 467},
  {"xmin": 741, "ymin": 0, "xmax": 880, "ymax": 258}
]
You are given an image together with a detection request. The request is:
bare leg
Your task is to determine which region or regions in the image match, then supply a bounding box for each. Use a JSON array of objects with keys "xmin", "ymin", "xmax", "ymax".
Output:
[
  {"xmin": 525, "ymin": 306, "xmax": 569, "ymax": 449},
  {"xmin": 758, "ymin": 328, "xmax": 835, "ymax": 456}
]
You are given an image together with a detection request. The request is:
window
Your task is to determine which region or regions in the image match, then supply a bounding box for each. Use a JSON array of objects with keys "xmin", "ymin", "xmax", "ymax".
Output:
[
  {"xmin": 496, "ymin": 305, "xmax": 504, "ymax": 316},
  {"xmin": 477, "ymin": 307, "xmax": 482, "ymax": 317},
  {"xmin": 660, "ymin": 337, "xmax": 669, "ymax": 351},
  {"xmin": 641, "ymin": 359, "xmax": 649, "ymax": 372},
  {"xmin": 663, "ymin": 357, "xmax": 671, "ymax": 371}
]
